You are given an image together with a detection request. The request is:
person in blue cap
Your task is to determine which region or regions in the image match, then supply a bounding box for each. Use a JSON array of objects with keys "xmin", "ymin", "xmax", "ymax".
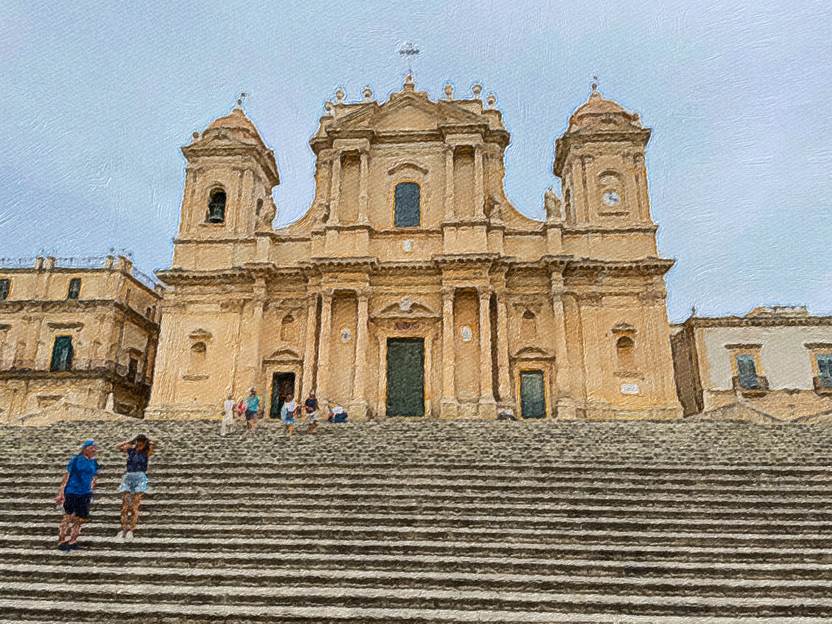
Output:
[{"xmin": 55, "ymin": 439, "xmax": 99, "ymax": 551}]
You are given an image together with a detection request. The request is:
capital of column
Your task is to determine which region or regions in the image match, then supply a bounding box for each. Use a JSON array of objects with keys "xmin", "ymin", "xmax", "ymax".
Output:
[
  {"xmin": 441, "ymin": 285, "xmax": 456, "ymax": 299},
  {"xmin": 476, "ymin": 285, "xmax": 492, "ymax": 300},
  {"xmin": 321, "ymin": 288, "xmax": 335, "ymax": 301}
]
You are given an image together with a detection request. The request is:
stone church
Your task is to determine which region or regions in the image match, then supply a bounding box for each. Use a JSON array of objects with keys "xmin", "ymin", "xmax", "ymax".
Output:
[{"xmin": 147, "ymin": 75, "xmax": 681, "ymax": 421}]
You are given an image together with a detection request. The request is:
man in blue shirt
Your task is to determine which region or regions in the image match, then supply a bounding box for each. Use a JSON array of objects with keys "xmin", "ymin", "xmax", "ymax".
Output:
[
  {"xmin": 55, "ymin": 439, "xmax": 99, "ymax": 551},
  {"xmin": 244, "ymin": 387, "xmax": 261, "ymax": 433}
]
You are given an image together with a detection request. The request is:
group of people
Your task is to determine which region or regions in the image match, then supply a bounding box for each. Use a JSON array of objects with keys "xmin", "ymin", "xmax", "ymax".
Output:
[
  {"xmin": 54, "ymin": 386, "xmax": 351, "ymax": 551},
  {"xmin": 221, "ymin": 388, "xmax": 348, "ymax": 437},
  {"xmin": 55, "ymin": 435, "xmax": 153, "ymax": 552}
]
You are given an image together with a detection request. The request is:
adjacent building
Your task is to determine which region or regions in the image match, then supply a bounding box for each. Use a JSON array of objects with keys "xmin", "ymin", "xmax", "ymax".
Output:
[
  {"xmin": 671, "ymin": 306, "xmax": 832, "ymax": 420},
  {"xmin": 0, "ymin": 255, "xmax": 163, "ymax": 421},
  {"xmin": 147, "ymin": 76, "xmax": 682, "ymax": 421}
]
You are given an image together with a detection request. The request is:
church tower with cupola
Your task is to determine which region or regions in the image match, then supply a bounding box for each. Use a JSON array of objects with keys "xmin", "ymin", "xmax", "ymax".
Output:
[
  {"xmin": 554, "ymin": 83, "xmax": 657, "ymax": 260},
  {"xmin": 174, "ymin": 104, "xmax": 279, "ymax": 269}
]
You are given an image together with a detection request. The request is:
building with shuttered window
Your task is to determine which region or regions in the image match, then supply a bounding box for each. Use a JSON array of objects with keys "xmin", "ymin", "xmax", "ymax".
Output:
[
  {"xmin": 148, "ymin": 76, "xmax": 682, "ymax": 421},
  {"xmin": 0, "ymin": 255, "xmax": 163, "ymax": 421}
]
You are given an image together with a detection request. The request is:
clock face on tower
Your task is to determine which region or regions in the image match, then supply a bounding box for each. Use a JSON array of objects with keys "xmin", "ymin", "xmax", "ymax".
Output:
[{"xmin": 602, "ymin": 191, "xmax": 621, "ymax": 207}]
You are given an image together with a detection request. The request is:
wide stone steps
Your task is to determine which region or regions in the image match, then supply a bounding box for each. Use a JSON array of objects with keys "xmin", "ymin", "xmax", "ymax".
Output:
[{"xmin": 3, "ymin": 419, "xmax": 832, "ymax": 622}]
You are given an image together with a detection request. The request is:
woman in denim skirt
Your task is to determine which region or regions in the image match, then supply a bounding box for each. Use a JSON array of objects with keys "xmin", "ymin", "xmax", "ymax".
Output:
[{"xmin": 115, "ymin": 434, "xmax": 154, "ymax": 541}]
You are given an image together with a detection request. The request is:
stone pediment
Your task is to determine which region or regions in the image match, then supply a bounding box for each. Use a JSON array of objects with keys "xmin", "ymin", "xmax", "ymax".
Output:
[
  {"xmin": 375, "ymin": 299, "xmax": 439, "ymax": 320},
  {"xmin": 263, "ymin": 347, "xmax": 302, "ymax": 363},
  {"xmin": 512, "ymin": 346, "xmax": 555, "ymax": 360},
  {"xmin": 335, "ymin": 93, "xmax": 484, "ymax": 134}
]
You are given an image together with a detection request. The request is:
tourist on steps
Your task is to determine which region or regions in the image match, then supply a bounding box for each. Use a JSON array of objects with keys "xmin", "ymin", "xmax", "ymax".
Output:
[
  {"xmin": 244, "ymin": 387, "xmax": 261, "ymax": 434},
  {"xmin": 55, "ymin": 439, "xmax": 99, "ymax": 552},
  {"xmin": 329, "ymin": 404, "xmax": 349, "ymax": 424},
  {"xmin": 304, "ymin": 391, "xmax": 319, "ymax": 434},
  {"xmin": 221, "ymin": 393, "xmax": 235, "ymax": 436},
  {"xmin": 281, "ymin": 396, "xmax": 298, "ymax": 436},
  {"xmin": 115, "ymin": 435, "xmax": 154, "ymax": 541}
]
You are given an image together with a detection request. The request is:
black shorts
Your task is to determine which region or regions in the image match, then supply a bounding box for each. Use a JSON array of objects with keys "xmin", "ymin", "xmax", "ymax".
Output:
[
  {"xmin": 245, "ymin": 409, "xmax": 258, "ymax": 421},
  {"xmin": 63, "ymin": 493, "xmax": 92, "ymax": 519}
]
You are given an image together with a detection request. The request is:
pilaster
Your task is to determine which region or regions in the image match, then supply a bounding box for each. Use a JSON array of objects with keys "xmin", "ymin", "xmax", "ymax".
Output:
[
  {"xmin": 477, "ymin": 286, "xmax": 496, "ymax": 417},
  {"xmin": 440, "ymin": 286, "xmax": 458, "ymax": 418},
  {"xmin": 301, "ymin": 292, "xmax": 319, "ymax": 400},
  {"xmin": 351, "ymin": 290, "xmax": 370, "ymax": 419},
  {"xmin": 315, "ymin": 290, "xmax": 333, "ymax": 405}
]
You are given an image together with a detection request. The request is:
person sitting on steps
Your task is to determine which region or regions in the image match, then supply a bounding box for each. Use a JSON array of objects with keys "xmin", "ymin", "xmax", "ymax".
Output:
[
  {"xmin": 329, "ymin": 404, "xmax": 349, "ymax": 424},
  {"xmin": 115, "ymin": 434, "xmax": 154, "ymax": 541}
]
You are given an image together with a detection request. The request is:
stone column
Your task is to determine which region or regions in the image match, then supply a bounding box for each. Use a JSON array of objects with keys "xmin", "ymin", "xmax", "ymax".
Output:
[
  {"xmin": 376, "ymin": 334, "xmax": 387, "ymax": 417},
  {"xmin": 474, "ymin": 145, "xmax": 485, "ymax": 219},
  {"xmin": 444, "ymin": 146, "xmax": 455, "ymax": 221},
  {"xmin": 328, "ymin": 152, "xmax": 341, "ymax": 225},
  {"xmin": 495, "ymin": 289, "xmax": 511, "ymax": 404},
  {"xmin": 301, "ymin": 293, "xmax": 319, "ymax": 399},
  {"xmin": 477, "ymin": 286, "xmax": 495, "ymax": 416},
  {"xmin": 315, "ymin": 290, "xmax": 333, "ymax": 404},
  {"xmin": 358, "ymin": 150, "xmax": 369, "ymax": 225},
  {"xmin": 351, "ymin": 290, "xmax": 370, "ymax": 418},
  {"xmin": 550, "ymin": 276, "xmax": 576, "ymax": 419},
  {"xmin": 440, "ymin": 286, "xmax": 457, "ymax": 418}
]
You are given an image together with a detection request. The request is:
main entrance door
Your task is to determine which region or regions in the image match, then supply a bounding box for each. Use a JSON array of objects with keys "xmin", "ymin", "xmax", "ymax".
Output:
[
  {"xmin": 386, "ymin": 338, "xmax": 424, "ymax": 416},
  {"xmin": 520, "ymin": 370, "xmax": 546, "ymax": 418},
  {"xmin": 269, "ymin": 372, "xmax": 296, "ymax": 419}
]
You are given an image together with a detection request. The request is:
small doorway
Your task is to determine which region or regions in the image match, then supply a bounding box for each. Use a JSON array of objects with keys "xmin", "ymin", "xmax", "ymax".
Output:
[
  {"xmin": 386, "ymin": 338, "xmax": 424, "ymax": 416},
  {"xmin": 520, "ymin": 370, "xmax": 546, "ymax": 419},
  {"xmin": 269, "ymin": 372, "xmax": 296, "ymax": 419}
]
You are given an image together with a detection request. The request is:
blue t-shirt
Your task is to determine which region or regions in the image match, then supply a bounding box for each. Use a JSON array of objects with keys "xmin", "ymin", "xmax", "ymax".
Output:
[
  {"xmin": 64, "ymin": 454, "xmax": 99, "ymax": 495},
  {"xmin": 246, "ymin": 395, "xmax": 260, "ymax": 412}
]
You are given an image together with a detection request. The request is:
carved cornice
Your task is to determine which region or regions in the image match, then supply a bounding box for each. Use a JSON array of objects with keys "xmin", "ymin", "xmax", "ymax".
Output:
[
  {"xmin": 374, "ymin": 261, "xmax": 440, "ymax": 274},
  {"xmin": 156, "ymin": 268, "xmax": 253, "ymax": 286},
  {"xmin": 433, "ymin": 253, "xmax": 499, "ymax": 268},
  {"xmin": 0, "ymin": 299, "xmax": 159, "ymax": 332},
  {"xmin": 309, "ymin": 256, "xmax": 379, "ymax": 271},
  {"xmin": 565, "ymin": 257, "xmax": 675, "ymax": 278},
  {"xmin": 687, "ymin": 316, "xmax": 832, "ymax": 329}
]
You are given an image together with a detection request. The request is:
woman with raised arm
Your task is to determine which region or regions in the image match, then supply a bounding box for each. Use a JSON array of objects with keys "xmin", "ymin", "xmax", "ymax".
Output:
[{"xmin": 115, "ymin": 434, "xmax": 154, "ymax": 541}]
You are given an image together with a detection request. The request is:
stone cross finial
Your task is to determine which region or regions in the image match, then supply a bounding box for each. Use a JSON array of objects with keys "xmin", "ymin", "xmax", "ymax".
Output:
[
  {"xmin": 486, "ymin": 93, "xmax": 496, "ymax": 108},
  {"xmin": 236, "ymin": 92, "xmax": 248, "ymax": 109},
  {"xmin": 591, "ymin": 75, "xmax": 599, "ymax": 95},
  {"xmin": 362, "ymin": 86, "xmax": 373, "ymax": 101}
]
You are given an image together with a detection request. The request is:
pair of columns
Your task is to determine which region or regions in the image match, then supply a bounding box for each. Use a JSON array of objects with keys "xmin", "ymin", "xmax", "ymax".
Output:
[
  {"xmin": 328, "ymin": 149, "xmax": 369, "ymax": 226},
  {"xmin": 304, "ymin": 289, "xmax": 369, "ymax": 411},
  {"xmin": 441, "ymin": 286, "xmax": 509, "ymax": 408},
  {"xmin": 443, "ymin": 144, "xmax": 486, "ymax": 221}
]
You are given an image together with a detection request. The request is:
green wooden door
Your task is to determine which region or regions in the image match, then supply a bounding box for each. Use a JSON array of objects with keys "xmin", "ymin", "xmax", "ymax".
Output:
[
  {"xmin": 520, "ymin": 371, "xmax": 546, "ymax": 419},
  {"xmin": 386, "ymin": 338, "xmax": 424, "ymax": 416}
]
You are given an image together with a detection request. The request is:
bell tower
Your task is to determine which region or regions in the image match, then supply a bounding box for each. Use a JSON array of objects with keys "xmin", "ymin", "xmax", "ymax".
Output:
[
  {"xmin": 177, "ymin": 105, "xmax": 279, "ymax": 243},
  {"xmin": 554, "ymin": 84, "xmax": 653, "ymax": 236}
]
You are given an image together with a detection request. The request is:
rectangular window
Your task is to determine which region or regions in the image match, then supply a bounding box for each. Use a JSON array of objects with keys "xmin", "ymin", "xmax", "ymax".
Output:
[
  {"xmin": 50, "ymin": 336, "xmax": 74, "ymax": 372},
  {"xmin": 394, "ymin": 182, "xmax": 420, "ymax": 227},
  {"xmin": 128, "ymin": 357, "xmax": 139, "ymax": 382},
  {"xmin": 0, "ymin": 279, "xmax": 9, "ymax": 301},
  {"xmin": 818, "ymin": 354, "xmax": 832, "ymax": 388},
  {"xmin": 67, "ymin": 278, "xmax": 81, "ymax": 300},
  {"xmin": 736, "ymin": 354, "xmax": 759, "ymax": 389}
]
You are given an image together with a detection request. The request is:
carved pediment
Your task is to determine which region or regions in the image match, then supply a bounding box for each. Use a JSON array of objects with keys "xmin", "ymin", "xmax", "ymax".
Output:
[
  {"xmin": 188, "ymin": 329, "xmax": 213, "ymax": 341},
  {"xmin": 335, "ymin": 93, "xmax": 485, "ymax": 134},
  {"xmin": 375, "ymin": 299, "xmax": 439, "ymax": 319},
  {"xmin": 263, "ymin": 347, "xmax": 302, "ymax": 363},
  {"xmin": 512, "ymin": 346, "xmax": 555, "ymax": 360}
]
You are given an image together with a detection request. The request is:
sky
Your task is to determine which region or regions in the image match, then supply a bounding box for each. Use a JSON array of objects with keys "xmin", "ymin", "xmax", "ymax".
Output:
[{"xmin": 0, "ymin": 0, "xmax": 830, "ymax": 321}]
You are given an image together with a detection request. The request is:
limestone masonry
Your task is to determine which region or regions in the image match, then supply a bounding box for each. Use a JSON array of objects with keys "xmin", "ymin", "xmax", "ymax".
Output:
[{"xmin": 2, "ymin": 76, "xmax": 831, "ymax": 422}]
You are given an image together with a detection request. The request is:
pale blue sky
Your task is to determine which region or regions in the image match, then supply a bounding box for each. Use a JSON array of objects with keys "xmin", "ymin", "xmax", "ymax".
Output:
[{"xmin": 1, "ymin": 0, "xmax": 830, "ymax": 321}]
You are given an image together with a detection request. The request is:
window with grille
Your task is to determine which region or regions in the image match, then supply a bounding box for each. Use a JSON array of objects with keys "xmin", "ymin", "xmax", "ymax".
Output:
[
  {"xmin": 818, "ymin": 354, "xmax": 832, "ymax": 388},
  {"xmin": 736, "ymin": 354, "xmax": 760, "ymax": 389}
]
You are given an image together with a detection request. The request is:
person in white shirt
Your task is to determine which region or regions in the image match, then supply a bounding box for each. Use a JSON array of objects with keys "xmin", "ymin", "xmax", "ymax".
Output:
[
  {"xmin": 280, "ymin": 397, "xmax": 298, "ymax": 437},
  {"xmin": 221, "ymin": 394, "xmax": 235, "ymax": 437}
]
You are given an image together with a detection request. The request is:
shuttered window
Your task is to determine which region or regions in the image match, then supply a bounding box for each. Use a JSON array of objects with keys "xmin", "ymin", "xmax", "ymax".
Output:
[
  {"xmin": 736, "ymin": 355, "xmax": 759, "ymax": 389},
  {"xmin": 0, "ymin": 279, "xmax": 9, "ymax": 301},
  {"xmin": 818, "ymin": 354, "xmax": 832, "ymax": 387}
]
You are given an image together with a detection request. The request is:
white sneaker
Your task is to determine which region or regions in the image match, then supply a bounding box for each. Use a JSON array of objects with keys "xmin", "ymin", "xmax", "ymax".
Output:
[
  {"xmin": 124, "ymin": 530, "xmax": 134, "ymax": 541},
  {"xmin": 115, "ymin": 530, "xmax": 124, "ymax": 541}
]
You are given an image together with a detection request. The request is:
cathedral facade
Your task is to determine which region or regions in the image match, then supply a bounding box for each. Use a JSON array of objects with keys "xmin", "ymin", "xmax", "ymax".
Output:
[{"xmin": 147, "ymin": 76, "xmax": 681, "ymax": 421}]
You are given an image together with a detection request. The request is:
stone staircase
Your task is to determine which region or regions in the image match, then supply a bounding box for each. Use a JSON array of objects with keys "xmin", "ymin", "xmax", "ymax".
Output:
[{"xmin": 1, "ymin": 418, "xmax": 832, "ymax": 623}]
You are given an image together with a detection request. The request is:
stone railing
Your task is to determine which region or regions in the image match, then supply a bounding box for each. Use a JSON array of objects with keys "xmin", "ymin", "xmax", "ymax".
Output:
[
  {"xmin": 0, "ymin": 358, "xmax": 152, "ymax": 386},
  {"xmin": 0, "ymin": 254, "xmax": 163, "ymax": 291}
]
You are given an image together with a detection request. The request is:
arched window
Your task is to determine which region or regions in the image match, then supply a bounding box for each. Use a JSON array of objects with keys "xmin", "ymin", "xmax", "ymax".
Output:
[
  {"xmin": 190, "ymin": 341, "xmax": 207, "ymax": 372},
  {"xmin": 394, "ymin": 182, "xmax": 420, "ymax": 227},
  {"xmin": 207, "ymin": 189, "xmax": 226, "ymax": 223},
  {"xmin": 616, "ymin": 336, "xmax": 636, "ymax": 370}
]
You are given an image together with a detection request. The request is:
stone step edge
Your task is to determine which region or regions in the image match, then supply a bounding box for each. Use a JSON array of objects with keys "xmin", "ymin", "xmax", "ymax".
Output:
[
  {"xmin": 4, "ymin": 521, "xmax": 830, "ymax": 542},
  {"xmin": 4, "ymin": 562, "xmax": 830, "ymax": 590},
  {"xmin": 6, "ymin": 580, "xmax": 832, "ymax": 608},
  {"xmin": 5, "ymin": 534, "xmax": 831, "ymax": 555},
  {"xmin": 4, "ymin": 547, "xmax": 830, "ymax": 571}
]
